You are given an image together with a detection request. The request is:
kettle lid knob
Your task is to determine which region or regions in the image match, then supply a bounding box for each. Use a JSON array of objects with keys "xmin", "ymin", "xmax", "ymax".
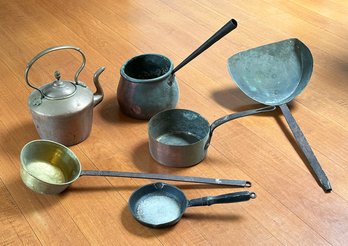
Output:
[
  {"xmin": 40, "ymin": 71, "xmax": 77, "ymax": 99},
  {"xmin": 54, "ymin": 70, "xmax": 61, "ymax": 81}
]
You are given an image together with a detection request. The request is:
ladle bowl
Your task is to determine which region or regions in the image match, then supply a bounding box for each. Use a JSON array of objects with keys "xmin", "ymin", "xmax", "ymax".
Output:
[{"xmin": 20, "ymin": 139, "xmax": 81, "ymax": 194}]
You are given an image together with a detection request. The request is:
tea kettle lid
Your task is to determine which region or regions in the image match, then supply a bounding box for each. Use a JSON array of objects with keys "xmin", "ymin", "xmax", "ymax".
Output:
[{"xmin": 41, "ymin": 71, "xmax": 77, "ymax": 99}]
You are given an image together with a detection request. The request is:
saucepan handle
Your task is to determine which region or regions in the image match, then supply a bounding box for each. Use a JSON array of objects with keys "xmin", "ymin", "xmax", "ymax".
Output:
[
  {"xmin": 25, "ymin": 45, "xmax": 86, "ymax": 98},
  {"xmin": 205, "ymin": 105, "xmax": 276, "ymax": 149},
  {"xmin": 188, "ymin": 191, "xmax": 256, "ymax": 207}
]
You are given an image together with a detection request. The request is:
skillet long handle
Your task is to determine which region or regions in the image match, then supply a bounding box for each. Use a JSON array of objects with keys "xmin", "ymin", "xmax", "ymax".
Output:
[
  {"xmin": 188, "ymin": 191, "xmax": 256, "ymax": 207},
  {"xmin": 80, "ymin": 170, "xmax": 251, "ymax": 187},
  {"xmin": 279, "ymin": 104, "xmax": 332, "ymax": 192}
]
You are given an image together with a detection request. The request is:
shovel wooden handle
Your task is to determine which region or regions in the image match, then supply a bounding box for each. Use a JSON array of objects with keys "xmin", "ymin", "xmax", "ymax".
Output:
[{"xmin": 279, "ymin": 104, "xmax": 332, "ymax": 192}]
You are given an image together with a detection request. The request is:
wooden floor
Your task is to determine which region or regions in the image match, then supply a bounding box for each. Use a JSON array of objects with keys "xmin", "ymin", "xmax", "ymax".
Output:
[{"xmin": 1, "ymin": 0, "xmax": 347, "ymax": 245}]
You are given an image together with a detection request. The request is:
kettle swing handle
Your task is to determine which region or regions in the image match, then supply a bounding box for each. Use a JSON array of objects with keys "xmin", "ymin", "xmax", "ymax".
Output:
[{"xmin": 24, "ymin": 45, "xmax": 86, "ymax": 99}]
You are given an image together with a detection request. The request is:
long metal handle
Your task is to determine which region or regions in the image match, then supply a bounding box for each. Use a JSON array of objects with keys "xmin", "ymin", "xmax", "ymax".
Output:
[
  {"xmin": 188, "ymin": 191, "xmax": 256, "ymax": 207},
  {"xmin": 279, "ymin": 103, "xmax": 332, "ymax": 192},
  {"xmin": 171, "ymin": 19, "xmax": 237, "ymax": 75},
  {"xmin": 80, "ymin": 170, "xmax": 251, "ymax": 187},
  {"xmin": 25, "ymin": 45, "xmax": 86, "ymax": 98},
  {"xmin": 205, "ymin": 106, "xmax": 276, "ymax": 149}
]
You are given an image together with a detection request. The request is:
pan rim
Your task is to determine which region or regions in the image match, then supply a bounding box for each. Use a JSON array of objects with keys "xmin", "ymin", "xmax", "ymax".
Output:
[
  {"xmin": 129, "ymin": 182, "xmax": 186, "ymax": 227},
  {"xmin": 120, "ymin": 53, "xmax": 174, "ymax": 83},
  {"xmin": 148, "ymin": 108, "xmax": 210, "ymax": 147}
]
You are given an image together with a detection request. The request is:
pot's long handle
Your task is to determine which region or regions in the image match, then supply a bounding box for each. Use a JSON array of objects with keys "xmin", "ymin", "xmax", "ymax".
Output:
[
  {"xmin": 80, "ymin": 170, "xmax": 251, "ymax": 187},
  {"xmin": 171, "ymin": 19, "xmax": 237, "ymax": 75},
  {"xmin": 279, "ymin": 104, "xmax": 332, "ymax": 192},
  {"xmin": 205, "ymin": 106, "xmax": 276, "ymax": 149},
  {"xmin": 188, "ymin": 191, "xmax": 256, "ymax": 207}
]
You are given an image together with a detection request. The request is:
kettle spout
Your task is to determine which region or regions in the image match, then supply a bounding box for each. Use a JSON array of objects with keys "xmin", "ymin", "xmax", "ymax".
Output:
[{"xmin": 93, "ymin": 67, "xmax": 105, "ymax": 107}]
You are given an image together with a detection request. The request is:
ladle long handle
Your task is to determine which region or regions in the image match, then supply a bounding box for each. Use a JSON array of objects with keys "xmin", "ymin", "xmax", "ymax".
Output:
[
  {"xmin": 188, "ymin": 191, "xmax": 256, "ymax": 207},
  {"xmin": 80, "ymin": 170, "xmax": 251, "ymax": 187},
  {"xmin": 279, "ymin": 104, "xmax": 332, "ymax": 192},
  {"xmin": 171, "ymin": 19, "xmax": 238, "ymax": 74}
]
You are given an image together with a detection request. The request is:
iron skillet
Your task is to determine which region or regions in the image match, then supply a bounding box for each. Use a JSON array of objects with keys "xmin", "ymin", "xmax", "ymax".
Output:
[
  {"xmin": 227, "ymin": 38, "xmax": 331, "ymax": 192},
  {"xmin": 128, "ymin": 182, "xmax": 256, "ymax": 228}
]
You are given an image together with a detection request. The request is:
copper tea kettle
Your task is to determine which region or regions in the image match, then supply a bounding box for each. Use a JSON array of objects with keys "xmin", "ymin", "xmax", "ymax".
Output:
[{"xmin": 25, "ymin": 45, "xmax": 105, "ymax": 146}]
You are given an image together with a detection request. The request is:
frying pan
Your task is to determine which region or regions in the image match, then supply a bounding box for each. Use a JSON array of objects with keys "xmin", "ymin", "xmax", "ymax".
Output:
[
  {"xmin": 227, "ymin": 38, "xmax": 331, "ymax": 192},
  {"xmin": 148, "ymin": 106, "xmax": 275, "ymax": 167},
  {"xmin": 128, "ymin": 182, "xmax": 256, "ymax": 228},
  {"xmin": 20, "ymin": 140, "xmax": 252, "ymax": 194}
]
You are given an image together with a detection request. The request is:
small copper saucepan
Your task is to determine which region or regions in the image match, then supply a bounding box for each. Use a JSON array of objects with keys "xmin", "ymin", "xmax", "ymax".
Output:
[{"xmin": 148, "ymin": 106, "xmax": 275, "ymax": 167}]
